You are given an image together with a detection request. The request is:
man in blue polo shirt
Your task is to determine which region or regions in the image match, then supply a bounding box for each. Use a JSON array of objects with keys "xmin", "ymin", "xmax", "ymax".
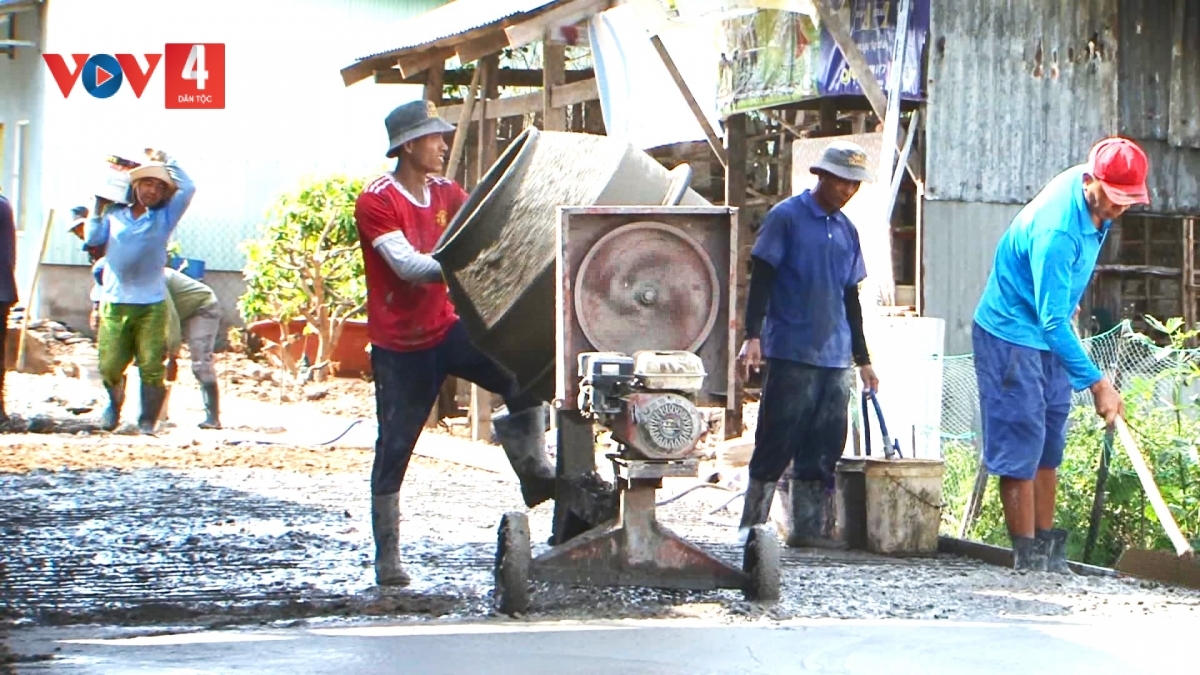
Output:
[
  {"xmin": 736, "ymin": 140, "xmax": 880, "ymax": 548},
  {"xmin": 974, "ymin": 137, "xmax": 1148, "ymax": 573}
]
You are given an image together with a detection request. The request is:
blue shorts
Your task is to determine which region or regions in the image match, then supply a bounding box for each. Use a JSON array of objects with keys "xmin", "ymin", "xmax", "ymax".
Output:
[{"xmin": 972, "ymin": 322, "xmax": 1073, "ymax": 480}]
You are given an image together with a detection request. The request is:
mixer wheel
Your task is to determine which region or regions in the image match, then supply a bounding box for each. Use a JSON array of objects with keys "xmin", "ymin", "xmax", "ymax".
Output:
[
  {"xmin": 494, "ymin": 511, "xmax": 532, "ymax": 616},
  {"xmin": 741, "ymin": 523, "xmax": 781, "ymax": 602}
]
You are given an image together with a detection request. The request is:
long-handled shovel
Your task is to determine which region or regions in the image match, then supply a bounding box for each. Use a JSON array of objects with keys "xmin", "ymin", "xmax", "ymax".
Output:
[{"xmin": 1111, "ymin": 416, "xmax": 1199, "ymax": 589}]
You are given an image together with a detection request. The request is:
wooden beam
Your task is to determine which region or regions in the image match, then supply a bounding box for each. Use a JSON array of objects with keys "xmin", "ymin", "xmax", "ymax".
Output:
[
  {"xmin": 396, "ymin": 48, "xmax": 454, "ymax": 79},
  {"xmin": 423, "ymin": 63, "xmax": 445, "ymax": 105},
  {"xmin": 649, "ymin": 34, "xmax": 727, "ymax": 168},
  {"xmin": 542, "ymin": 33, "xmax": 567, "ymax": 131},
  {"xmin": 374, "ymin": 66, "xmax": 595, "ymax": 87},
  {"xmin": 456, "ymin": 28, "xmax": 511, "ymax": 65},
  {"xmin": 723, "ymin": 113, "xmax": 748, "ymax": 440},
  {"xmin": 342, "ymin": 57, "xmax": 394, "ymax": 87},
  {"xmin": 504, "ymin": 0, "xmax": 607, "ymax": 49},
  {"xmin": 438, "ymin": 78, "xmax": 599, "ymax": 124}
]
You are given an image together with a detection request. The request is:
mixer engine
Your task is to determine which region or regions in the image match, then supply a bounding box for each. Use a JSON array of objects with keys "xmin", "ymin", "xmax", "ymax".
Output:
[{"xmin": 577, "ymin": 351, "xmax": 708, "ymax": 462}]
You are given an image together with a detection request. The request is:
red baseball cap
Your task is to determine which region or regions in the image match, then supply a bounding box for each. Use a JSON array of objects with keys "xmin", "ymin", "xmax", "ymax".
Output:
[{"xmin": 1087, "ymin": 137, "xmax": 1150, "ymax": 206}]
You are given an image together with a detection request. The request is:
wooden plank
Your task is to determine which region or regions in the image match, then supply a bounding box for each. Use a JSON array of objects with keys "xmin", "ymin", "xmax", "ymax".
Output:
[
  {"xmin": 342, "ymin": 57, "xmax": 393, "ymax": 87},
  {"xmin": 374, "ymin": 67, "xmax": 594, "ymax": 88},
  {"xmin": 439, "ymin": 78, "xmax": 599, "ymax": 123},
  {"xmin": 456, "ymin": 28, "xmax": 511, "ymax": 65},
  {"xmin": 1115, "ymin": 548, "xmax": 1200, "ymax": 590},
  {"xmin": 723, "ymin": 113, "xmax": 747, "ymax": 440},
  {"xmin": 542, "ymin": 34, "xmax": 567, "ymax": 131},
  {"xmin": 649, "ymin": 34, "xmax": 727, "ymax": 168},
  {"xmin": 396, "ymin": 48, "xmax": 454, "ymax": 79},
  {"xmin": 504, "ymin": 0, "xmax": 606, "ymax": 49}
]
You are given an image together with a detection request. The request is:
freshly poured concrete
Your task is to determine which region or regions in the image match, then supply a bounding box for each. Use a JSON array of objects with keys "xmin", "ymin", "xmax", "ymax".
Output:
[{"xmin": 11, "ymin": 617, "xmax": 1189, "ymax": 674}]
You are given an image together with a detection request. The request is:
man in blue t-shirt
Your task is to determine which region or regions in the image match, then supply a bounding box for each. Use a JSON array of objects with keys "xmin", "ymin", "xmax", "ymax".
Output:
[
  {"xmin": 736, "ymin": 140, "xmax": 880, "ymax": 548},
  {"xmin": 973, "ymin": 137, "xmax": 1148, "ymax": 573}
]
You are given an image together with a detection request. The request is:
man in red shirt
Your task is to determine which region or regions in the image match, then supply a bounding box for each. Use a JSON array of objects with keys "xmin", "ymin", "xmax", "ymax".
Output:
[{"xmin": 355, "ymin": 100, "xmax": 557, "ymax": 586}]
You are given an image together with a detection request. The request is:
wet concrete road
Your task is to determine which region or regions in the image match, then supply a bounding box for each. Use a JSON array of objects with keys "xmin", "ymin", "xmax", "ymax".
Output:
[{"xmin": 11, "ymin": 617, "xmax": 1190, "ymax": 674}]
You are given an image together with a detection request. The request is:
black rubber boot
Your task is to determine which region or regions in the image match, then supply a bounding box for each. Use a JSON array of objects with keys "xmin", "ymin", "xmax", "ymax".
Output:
[
  {"xmin": 786, "ymin": 480, "xmax": 847, "ymax": 549},
  {"xmin": 101, "ymin": 377, "xmax": 125, "ymax": 431},
  {"xmin": 199, "ymin": 382, "xmax": 222, "ymax": 430},
  {"xmin": 738, "ymin": 478, "xmax": 776, "ymax": 545},
  {"xmin": 492, "ymin": 406, "xmax": 557, "ymax": 508},
  {"xmin": 137, "ymin": 383, "xmax": 167, "ymax": 435},
  {"xmin": 371, "ymin": 492, "xmax": 411, "ymax": 586},
  {"xmin": 1037, "ymin": 528, "xmax": 1076, "ymax": 575},
  {"xmin": 1011, "ymin": 535, "xmax": 1048, "ymax": 572}
]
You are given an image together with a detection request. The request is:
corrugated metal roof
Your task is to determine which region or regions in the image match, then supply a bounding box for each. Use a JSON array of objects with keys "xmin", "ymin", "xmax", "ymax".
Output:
[
  {"xmin": 355, "ymin": 0, "xmax": 560, "ymax": 61},
  {"xmin": 1118, "ymin": 0, "xmax": 1173, "ymax": 142}
]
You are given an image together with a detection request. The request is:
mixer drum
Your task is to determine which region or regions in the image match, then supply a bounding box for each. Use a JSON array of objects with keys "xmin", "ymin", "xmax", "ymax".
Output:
[{"xmin": 432, "ymin": 127, "xmax": 710, "ymax": 402}]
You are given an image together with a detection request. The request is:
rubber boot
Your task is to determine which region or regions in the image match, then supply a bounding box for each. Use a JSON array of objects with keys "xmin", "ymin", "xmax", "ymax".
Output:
[
  {"xmin": 786, "ymin": 480, "xmax": 846, "ymax": 548},
  {"xmin": 137, "ymin": 383, "xmax": 167, "ymax": 435},
  {"xmin": 1037, "ymin": 528, "xmax": 1076, "ymax": 575},
  {"xmin": 492, "ymin": 406, "xmax": 557, "ymax": 508},
  {"xmin": 101, "ymin": 377, "xmax": 125, "ymax": 431},
  {"xmin": 371, "ymin": 492, "xmax": 411, "ymax": 586},
  {"xmin": 199, "ymin": 382, "xmax": 222, "ymax": 429},
  {"xmin": 737, "ymin": 478, "xmax": 776, "ymax": 545},
  {"xmin": 1011, "ymin": 535, "xmax": 1048, "ymax": 572}
]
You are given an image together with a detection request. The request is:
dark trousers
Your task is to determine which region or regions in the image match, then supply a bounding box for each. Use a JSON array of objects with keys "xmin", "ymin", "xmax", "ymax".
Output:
[
  {"xmin": 747, "ymin": 358, "xmax": 852, "ymax": 489},
  {"xmin": 370, "ymin": 320, "xmax": 540, "ymax": 496}
]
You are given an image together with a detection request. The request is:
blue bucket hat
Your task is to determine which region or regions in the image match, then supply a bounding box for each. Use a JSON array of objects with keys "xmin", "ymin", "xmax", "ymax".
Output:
[{"xmin": 384, "ymin": 100, "xmax": 455, "ymax": 158}]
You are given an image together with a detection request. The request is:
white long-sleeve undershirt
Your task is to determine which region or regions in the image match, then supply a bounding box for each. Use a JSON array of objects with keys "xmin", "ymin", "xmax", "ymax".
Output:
[{"xmin": 372, "ymin": 230, "xmax": 443, "ymax": 284}]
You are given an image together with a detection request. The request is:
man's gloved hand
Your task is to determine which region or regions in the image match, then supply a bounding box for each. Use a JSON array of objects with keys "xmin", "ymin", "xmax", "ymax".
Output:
[{"xmin": 144, "ymin": 148, "xmax": 170, "ymax": 163}]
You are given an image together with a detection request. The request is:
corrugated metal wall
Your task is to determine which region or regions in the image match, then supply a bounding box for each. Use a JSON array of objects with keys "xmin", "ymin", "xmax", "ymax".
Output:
[
  {"xmin": 922, "ymin": 0, "xmax": 1200, "ymax": 354},
  {"xmin": 925, "ymin": 0, "xmax": 1120, "ymax": 206},
  {"xmin": 922, "ymin": 201, "xmax": 1022, "ymax": 354}
]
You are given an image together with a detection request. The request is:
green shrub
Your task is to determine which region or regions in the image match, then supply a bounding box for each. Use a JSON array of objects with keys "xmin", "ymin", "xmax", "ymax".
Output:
[{"xmin": 942, "ymin": 315, "xmax": 1200, "ymax": 567}]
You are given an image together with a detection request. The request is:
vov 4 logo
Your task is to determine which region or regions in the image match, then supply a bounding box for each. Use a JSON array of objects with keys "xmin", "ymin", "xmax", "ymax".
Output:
[{"xmin": 42, "ymin": 43, "xmax": 225, "ymax": 109}]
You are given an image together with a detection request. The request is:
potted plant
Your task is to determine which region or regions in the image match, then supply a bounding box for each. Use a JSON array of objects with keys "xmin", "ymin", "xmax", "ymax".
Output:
[{"xmin": 238, "ymin": 175, "xmax": 370, "ymax": 380}]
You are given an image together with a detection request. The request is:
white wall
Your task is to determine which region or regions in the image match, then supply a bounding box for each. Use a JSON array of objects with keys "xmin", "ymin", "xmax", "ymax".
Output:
[
  {"xmin": 0, "ymin": 2, "xmax": 48, "ymax": 308},
  {"xmin": 37, "ymin": 0, "xmax": 443, "ymax": 277}
]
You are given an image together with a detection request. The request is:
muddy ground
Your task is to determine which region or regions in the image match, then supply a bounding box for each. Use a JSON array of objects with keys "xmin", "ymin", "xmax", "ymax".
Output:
[{"xmin": 2, "ymin": 339, "xmax": 1199, "ymax": 669}]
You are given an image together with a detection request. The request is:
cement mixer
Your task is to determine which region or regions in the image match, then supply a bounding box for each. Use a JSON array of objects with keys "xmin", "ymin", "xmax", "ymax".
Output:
[{"xmin": 432, "ymin": 127, "xmax": 781, "ymax": 614}]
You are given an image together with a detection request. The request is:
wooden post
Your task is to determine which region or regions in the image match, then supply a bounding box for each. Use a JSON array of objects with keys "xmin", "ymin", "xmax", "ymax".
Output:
[
  {"xmin": 446, "ymin": 65, "xmax": 482, "ymax": 182},
  {"xmin": 16, "ymin": 209, "xmax": 55, "ymax": 373},
  {"xmin": 476, "ymin": 54, "xmax": 500, "ymax": 177},
  {"xmin": 723, "ymin": 113, "xmax": 748, "ymax": 439},
  {"xmin": 423, "ymin": 62, "xmax": 445, "ymax": 105},
  {"xmin": 463, "ymin": 53, "xmax": 501, "ymax": 434},
  {"xmin": 470, "ymin": 384, "xmax": 493, "ymax": 441},
  {"xmin": 542, "ymin": 35, "xmax": 567, "ymax": 131}
]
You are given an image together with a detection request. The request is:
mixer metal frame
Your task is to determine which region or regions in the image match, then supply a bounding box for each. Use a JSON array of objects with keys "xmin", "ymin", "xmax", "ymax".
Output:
[{"xmin": 491, "ymin": 206, "xmax": 781, "ymax": 616}]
